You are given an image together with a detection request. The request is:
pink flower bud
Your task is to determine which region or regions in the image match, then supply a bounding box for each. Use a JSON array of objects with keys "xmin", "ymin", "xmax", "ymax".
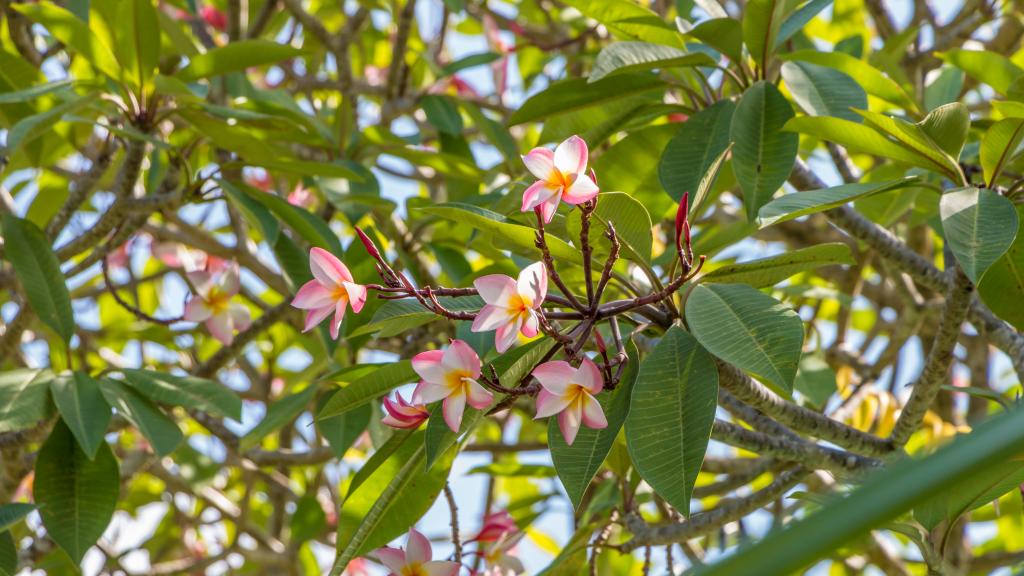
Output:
[
  {"xmin": 200, "ymin": 5, "xmax": 227, "ymax": 31},
  {"xmin": 594, "ymin": 330, "xmax": 607, "ymax": 354},
  {"xmin": 355, "ymin": 227, "xmax": 381, "ymax": 259}
]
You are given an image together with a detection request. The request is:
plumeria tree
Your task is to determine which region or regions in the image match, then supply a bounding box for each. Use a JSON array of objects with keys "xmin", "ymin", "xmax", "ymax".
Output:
[{"xmin": 4, "ymin": 0, "xmax": 1024, "ymax": 575}]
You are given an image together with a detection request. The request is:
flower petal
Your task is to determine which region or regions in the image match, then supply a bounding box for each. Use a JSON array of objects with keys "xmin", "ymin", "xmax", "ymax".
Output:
[
  {"xmin": 473, "ymin": 274, "xmax": 517, "ymax": 306},
  {"xmin": 292, "ymin": 280, "xmax": 335, "ymax": 309},
  {"xmin": 576, "ymin": 357, "xmax": 604, "ymax": 394},
  {"xmin": 414, "ymin": 379, "xmax": 453, "ymax": 404},
  {"xmin": 309, "ymin": 247, "xmax": 352, "ymax": 286},
  {"xmin": 531, "ymin": 361, "xmax": 576, "ymax": 394},
  {"xmin": 422, "ymin": 561, "xmax": 461, "ymax": 576},
  {"xmin": 183, "ymin": 298, "xmax": 213, "ymax": 322},
  {"xmin": 412, "ymin": 349, "xmax": 447, "ymax": 383},
  {"xmin": 405, "ymin": 528, "xmax": 432, "ymax": 566},
  {"xmin": 442, "ymin": 391, "xmax": 467, "ymax": 432},
  {"xmin": 218, "ymin": 264, "xmax": 240, "ymax": 296},
  {"xmin": 521, "ymin": 180, "xmax": 561, "ymax": 212},
  {"xmin": 517, "ymin": 262, "xmax": 547, "ymax": 307},
  {"xmin": 465, "ymin": 379, "xmax": 494, "ymax": 409},
  {"xmin": 553, "ymin": 135, "xmax": 588, "ymax": 176},
  {"xmin": 374, "ymin": 547, "xmax": 407, "ymax": 574},
  {"xmin": 520, "ymin": 311, "xmax": 539, "ymax": 338},
  {"xmin": 343, "ymin": 281, "xmax": 367, "ymax": 313},
  {"xmin": 534, "ymin": 388, "xmax": 572, "ymax": 419},
  {"xmin": 443, "ymin": 339, "xmax": 481, "ymax": 376},
  {"xmin": 538, "ymin": 192, "xmax": 560, "ymax": 223},
  {"xmin": 228, "ymin": 303, "xmax": 251, "ymax": 332},
  {"xmin": 187, "ymin": 270, "xmax": 215, "ymax": 299},
  {"xmin": 303, "ymin": 305, "xmax": 333, "ymax": 332},
  {"xmin": 206, "ymin": 313, "xmax": 234, "ymax": 345},
  {"xmin": 561, "ymin": 173, "xmax": 599, "ymax": 205},
  {"xmin": 580, "ymin": 392, "xmax": 608, "ymax": 429},
  {"xmin": 558, "ymin": 398, "xmax": 583, "ymax": 446},
  {"xmin": 471, "ymin": 304, "xmax": 514, "ymax": 333},
  {"xmin": 330, "ymin": 297, "xmax": 348, "ymax": 340},
  {"xmin": 494, "ymin": 322, "xmax": 520, "ymax": 353},
  {"xmin": 522, "ymin": 147, "xmax": 556, "ymax": 181}
]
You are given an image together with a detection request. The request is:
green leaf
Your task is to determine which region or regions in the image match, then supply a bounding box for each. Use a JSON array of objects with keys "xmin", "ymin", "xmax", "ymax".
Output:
[
  {"xmin": 659, "ymin": 100, "xmax": 735, "ymax": 203},
  {"xmin": 686, "ymin": 283, "xmax": 804, "ymax": 394},
  {"xmin": 924, "ymin": 67, "xmax": 964, "ymax": 112},
  {"xmin": 940, "ymin": 187, "xmax": 1019, "ymax": 284},
  {"xmin": 118, "ymin": 0, "xmax": 160, "ymax": 88},
  {"xmin": 686, "ymin": 18, "xmax": 742, "ymax": 63},
  {"xmin": 779, "ymin": 50, "xmax": 917, "ymax": 111},
  {"xmin": 693, "ymin": 408, "xmax": 1024, "ymax": 576},
  {"xmin": 421, "ymin": 95, "xmax": 463, "ymax": 135},
  {"xmin": 333, "ymin": 430, "xmax": 454, "ymax": 572},
  {"xmin": 856, "ymin": 110, "xmax": 963, "ymax": 181},
  {"xmin": 700, "ymin": 243, "xmax": 854, "ymax": 287},
  {"xmin": 742, "ymin": 0, "xmax": 785, "ymax": 73},
  {"xmin": 34, "ymin": 420, "xmax": 119, "ymax": 564},
  {"xmin": 220, "ymin": 179, "xmax": 342, "ymax": 254},
  {"xmin": 509, "ymin": 74, "xmax": 667, "ymax": 125},
  {"xmin": 783, "ymin": 116, "xmax": 937, "ymax": 171},
  {"xmin": 937, "ymin": 49, "xmax": 1024, "ymax": 95},
  {"xmin": 0, "ymin": 503, "xmax": 37, "ymax": 532},
  {"xmin": 0, "ymin": 369, "xmax": 54, "ymax": 433},
  {"xmin": 317, "ymin": 362, "xmax": 416, "ymax": 420},
  {"xmin": 978, "ymin": 205, "xmax": 1024, "ymax": 331},
  {"xmin": 756, "ymin": 178, "xmax": 917, "ymax": 227},
  {"xmin": 351, "ymin": 297, "xmax": 483, "ymax": 338},
  {"xmin": 318, "ymin": 399, "xmax": 371, "ymax": 458},
  {"xmin": 917, "ymin": 102, "xmax": 969, "ymax": 161},
  {"xmin": 980, "ymin": 118, "xmax": 1024, "ymax": 187},
  {"xmin": 551, "ymin": 339, "xmax": 639, "ymax": 509},
  {"xmin": 730, "ymin": 81, "xmax": 798, "ymax": 222},
  {"xmin": 588, "ymin": 43, "xmax": 714, "ymax": 83},
  {"xmin": 775, "ymin": 0, "xmax": 831, "ymax": 48},
  {"xmin": 2, "ymin": 214, "xmax": 75, "ymax": 344},
  {"xmin": 0, "ymin": 531, "xmax": 14, "ymax": 576},
  {"xmin": 50, "ymin": 373, "xmax": 111, "ymax": 460},
  {"xmin": 793, "ymin": 352, "xmax": 837, "ymax": 408},
  {"xmin": 177, "ymin": 40, "xmax": 304, "ymax": 81},
  {"xmin": 915, "ymin": 459, "xmax": 1024, "ymax": 531},
  {"xmin": 5, "ymin": 94, "xmax": 91, "ymax": 154},
  {"xmin": 240, "ymin": 386, "xmax": 318, "ymax": 451},
  {"xmin": 780, "ymin": 60, "xmax": 866, "ymax": 123},
  {"xmin": 626, "ymin": 327, "xmax": 718, "ymax": 515},
  {"xmin": 99, "ymin": 378, "xmax": 183, "ymax": 457},
  {"xmin": 441, "ymin": 51, "xmax": 500, "ymax": 76},
  {"xmin": 418, "ymin": 203, "xmax": 579, "ymax": 264},
  {"xmin": 566, "ymin": 192, "xmax": 653, "ymax": 265},
  {"xmin": 559, "ymin": 0, "xmax": 683, "ymax": 48},
  {"xmin": 0, "ymin": 78, "xmax": 76, "ymax": 104},
  {"xmin": 11, "ymin": 3, "xmax": 122, "ymax": 80},
  {"xmin": 121, "ymin": 370, "xmax": 241, "ymax": 421}
]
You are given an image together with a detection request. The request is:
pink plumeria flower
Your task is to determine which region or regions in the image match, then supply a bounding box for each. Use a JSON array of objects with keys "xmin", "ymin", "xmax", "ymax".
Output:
[
  {"xmin": 533, "ymin": 357, "xmax": 608, "ymax": 446},
  {"xmin": 520, "ymin": 135, "xmax": 599, "ymax": 223},
  {"xmin": 287, "ymin": 184, "xmax": 315, "ymax": 209},
  {"xmin": 381, "ymin": 392, "xmax": 430, "ymax": 429},
  {"xmin": 412, "ymin": 340, "xmax": 493, "ymax": 432},
  {"xmin": 153, "ymin": 242, "xmax": 217, "ymax": 273},
  {"xmin": 471, "ymin": 510, "xmax": 517, "ymax": 543},
  {"xmin": 184, "ymin": 264, "xmax": 252, "ymax": 345},
  {"xmin": 471, "ymin": 262, "xmax": 547, "ymax": 353},
  {"xmin": 291, "ymin": 248, "xmax": 368, "ymax": 340},
  {"xmin": 481, "ymin": 532, "xmax": 526, "ymax": 576},
  {"xmin": 374, "ymin": 528, "xmax": 460, "ymax": 576}
]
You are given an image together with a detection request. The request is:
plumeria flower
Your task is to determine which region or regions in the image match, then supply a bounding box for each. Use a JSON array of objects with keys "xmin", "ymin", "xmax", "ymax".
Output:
[
  {"xmin": 480, "ymin": 532, "xmax": 526, "ymax": 576},
  {"xmin": 533, "ymin": 357, "xmax": 608, "ymax": 446},
  {"xmin": 287, "ymin": 184, "xmax": 315, "ymax": 209},
  {"xmin": 412, "ymin": 340, "xmax": 493, "ymax": 432},
  {"xmin": 184, "ymin": 264, "xmax": 252, "ymax": 345},
  {"xmin": 471, "ymin": 511, "xmax": 517, "ymax": 543},
  {"xmin": 374, "ymin": 528, "xmax": 460, "ymax": 576},
  {"xmin": 200, "ymin": 4, "xmax": 227, "ymax": 31},
  {"xmin": 471, "ymin": 262, "xmax": 548, "ymax": 353},
  {"xmin": 153, "ymin": 242, "xmax": 218, "ymax": 273},
  {"xmin": 520, "ymin": 135, "xmax": 599, "ymax": 223},
  {"xmin": 291, "ymin": 248, "xmax": 367, "ymax": 340},
  {"xmin": 381, "ymin": 392, "xmax": 430, "ymax": 429}
]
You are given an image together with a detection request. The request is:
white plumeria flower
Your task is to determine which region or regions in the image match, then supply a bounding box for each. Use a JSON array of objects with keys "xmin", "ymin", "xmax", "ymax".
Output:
[
  {"xmin": 184, "ymin": 264, "xmax": 252, "ymax": 345},
  {"xmin": 533, "ymin": 357, "xmax": 608, "ymax": 446},
  {"xmin": 520, "ymin": 135, "xmax": 599, "ymax": 223},
  {"xmin": 471, "ymin": 262, "xmax": 548, "ymax": 353},
  {"xmin": 412, "ymin": 340, "xmax": 494, "ymax": 432}
]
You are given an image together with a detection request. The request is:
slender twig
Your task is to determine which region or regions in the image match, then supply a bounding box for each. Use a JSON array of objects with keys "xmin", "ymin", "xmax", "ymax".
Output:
[{"xmin": 443, "ymin": 483, "xmax": 462, "ymax": 563}]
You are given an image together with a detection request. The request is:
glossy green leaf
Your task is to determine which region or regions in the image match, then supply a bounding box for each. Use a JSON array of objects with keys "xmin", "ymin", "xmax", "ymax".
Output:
[
  {"xmin": 50, "ymin": 373, "xmax": 111, "ymax": 460},
  {"xmin": 924, "ymin": 67, "xmax": 964, "ymax": 111},
  {"xmin": 779, "ymin": 50, "xmax": 917, "ymax": 111},
  {"xmin": 551, "ymin": 339, "xmax": 639, "ymax": 509},
  {"xmin": 421, "ymin": 95, "xmax": 463, "ymax": 135},
  {"xmin": 118, "ymin": 0, "xmax": 160, "ymax": 88},
  {"xmin": 0, "ymin": 531, "xmax": 14, "ymax": 576},
  {"xmin": 918, "ymin": 102, "xmax": 969, "ymax": 161},
  {"xmin": 5, "ymin": 95, "xmax": 91, "ymax": 154},
  {"xmin": 589, "ymin": 43, "xmax": 714, "ymax": 82},
  {"xmin": 781, "ymin": 60, "xmax": 866, "ymax": 123},
  {"xmin": 793, "ymin": 352, "xmax": 837, "ymax": 408},
  {"xmin": 509, "ymin": 74, "xmax": 666, "ymax": 125},
  {"xmin": 915, "ymin": 459, "xmax": 1024, "ymax": 531},
  {"xmin": 940, "ymin": 187, "xmax": 1019, "ymax": 284},
  {"xmin": 730, "ymin": 81, "xmax": 798, "ymax": 222},
  {"xmin": 626, "ymin": 327, "xmax": 718, "ymax": 515},
  {"xmin": 559, "ymin": 0, "xmax": 682, "ymax": 48},
  {"xmin": 757, "ymin": 178, "xmax": 917, "ymax": 227},
  {"xmin": 317, "ymin": 362, "xmax": 416, "ymax": 420},
  {"xmin": 742, "ymin": 0, "xmax": 785, "ymax": 73},
  {"xmin": 318, "ymin": 400, "xmax": 371, "ymax": 458},
  {"xmin": 0, "ymin": 369, "xmax": 54, "ymax": 434},
  {"xmin": 687, "ymin": 283, "xmax": 804, "ymax": 394},
  {"xmin": 566, "ymin": 192, "xmax": 653, "ymax": 264},
  {"xmin": 856, "ymin": 110, "xmax": 963, "ymax": 181},
  {"xmin": 34, "ymin": 420, "xmax": 119, "ymax": 564},
  {"xmin": 937, "ymin": 49, "xmax": 1024, "ymax": 95},
  {"xmin": 0, "ymin": 503, "xmax": 37, "ymax": 532},
  {"xmin": 700, "ymin": 243, "xmax": 854, "ymax": 287},
  {"xmin": 2, "ymin": 214, "xmax": 75, "ymax": 344},
  {"xmin": 121, "ymin": 369, "xmax": 242, "ymax": 421},
  {"xmin": 686, "ymin": 18, "xmax": 742, "ymax": 63},
  {"xmin": 980, "ymin": 118, "xmax": 1024, "ymax": 187},
  {"xmin": 11, "ymin": 3, "xmax": 122, "ymax": 80},
  {"xmin": 775, "ymin": 0, "xmax": 831, "ymax": 48},
  {"xmin": 659, "ymin": 99, "xmax": 735, "ymax": 203},
  {"xmin": 99, "ymin": 378, "xmax": 183, "ymax": 457},
  {"xmin": 177, "ymin": 40, "xmax": 304, "ymax": 81},
  {"xmin": 0, "ymin": 79, "xmax": 75, "ymax": 104},
  {"xmin": 694, "ymin": 408, "xmax": 1024, "ymax": 576},
  {"xmin": 240, "ymin": 386, "xmax": 318, "ymax": 451},
  {"xmin": 978, "ymin": 205, "xmax": 1024, "ymax": 331},
  {"xmin": 783, "ymin": 116, "xmax": 935, "ymax": 171}
]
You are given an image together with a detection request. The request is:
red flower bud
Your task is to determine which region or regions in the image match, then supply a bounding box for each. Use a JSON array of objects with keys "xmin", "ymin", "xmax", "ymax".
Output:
[
  {"xmin": 200, "ymin": 5, "xmax": 227, "ymax": 32},
  {"xmin": 594, "ymin": 330, "xmax": 607, "ymax": 354},
  {"xmin": 675, "ymin": 192, "xmax": 689, "ymax": 255},
  {"xmin": 355, "ymin": 227, "xmax": 381, "ymax": 259}
]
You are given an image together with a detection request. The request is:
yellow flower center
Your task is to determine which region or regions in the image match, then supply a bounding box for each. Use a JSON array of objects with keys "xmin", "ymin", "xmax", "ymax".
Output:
[
  {"xmin": 206, "ymin": 289, "xmax": 231, "ymax": 314},
  {"xmin": 331, "ymin": 284, "xmax": 350, "ymax": 303},
  {"xmin": 445, "ymin": 370, "xmax": 474, "ymax": 392},
  {"xmin": 401, "ymin": 565, "xmax": 427, "ymax": 576},
  {"xmin": 550, "ymin": 169, "xmax": 575, "ymax": 190}
]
